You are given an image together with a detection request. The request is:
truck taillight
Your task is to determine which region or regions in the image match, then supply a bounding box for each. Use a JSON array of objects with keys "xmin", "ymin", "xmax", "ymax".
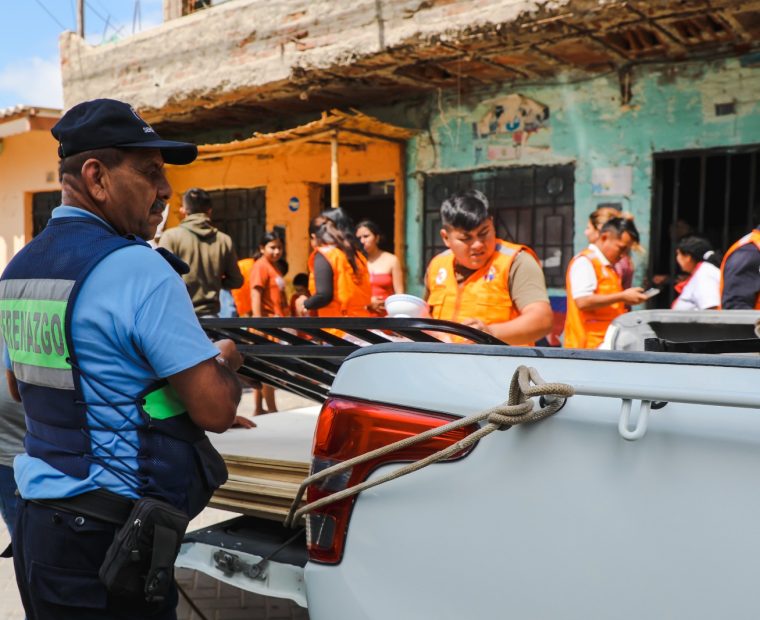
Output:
[{"xmin": 305, "ymin": 397, "xmax": 479, "ymax": 564}]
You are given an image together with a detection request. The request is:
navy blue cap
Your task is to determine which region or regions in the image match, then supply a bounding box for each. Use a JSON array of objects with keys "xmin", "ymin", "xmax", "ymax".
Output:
[{"xmin": 52, "ymin": 98, "xmax": 197, "ymax": 165}]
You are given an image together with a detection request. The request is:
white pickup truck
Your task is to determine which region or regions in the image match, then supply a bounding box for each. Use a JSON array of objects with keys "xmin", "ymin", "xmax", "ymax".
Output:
[{"xmin": 180, "ymin": 313, "xmax": 760, "ymax": 619}]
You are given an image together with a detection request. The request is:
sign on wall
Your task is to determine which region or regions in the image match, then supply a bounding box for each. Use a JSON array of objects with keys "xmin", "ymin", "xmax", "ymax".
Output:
[{"xmin": 591, "ymin": 166, "xmax": 633, "ymax": 196}]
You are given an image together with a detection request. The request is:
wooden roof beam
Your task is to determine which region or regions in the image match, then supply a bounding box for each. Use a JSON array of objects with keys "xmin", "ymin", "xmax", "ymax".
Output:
[
  {"xmin": 562, "ymin": 21, "xmax": 632, "ymax": 62},
  {"xmin": 435, "ymin": 40, "xmax": 536, "ymax": 79},
  {"xmin": 720, "ymin": 11, "xmax": 754, "ymax": 43},
  {"xmin": 623, "ymin": 3, "xmax": 695, "ymax": 53}
]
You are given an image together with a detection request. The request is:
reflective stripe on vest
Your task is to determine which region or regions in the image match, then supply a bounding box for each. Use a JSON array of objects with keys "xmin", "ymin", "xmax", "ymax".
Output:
[
  {"xmin": 563, "ymin": 249, "xmax": 625, "ymax": 349},
  {"xmin": 0, "ymin": 278, "xmax": 74, "ymax": 389},
  {"xmin": 719, "ymin": 230, "xmax": 760, "ymax": 310}
]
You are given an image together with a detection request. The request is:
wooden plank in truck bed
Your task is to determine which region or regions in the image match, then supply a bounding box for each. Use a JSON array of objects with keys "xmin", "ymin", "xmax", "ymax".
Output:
[{"xmin": 207, "ymin": 407, "xmax": 318, "ymax": 520}]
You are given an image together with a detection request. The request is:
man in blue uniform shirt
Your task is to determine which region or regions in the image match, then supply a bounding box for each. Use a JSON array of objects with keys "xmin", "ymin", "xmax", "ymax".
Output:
[{"xmin": 0, "ymin": 99, "xmax": 245, "ymax": 619}]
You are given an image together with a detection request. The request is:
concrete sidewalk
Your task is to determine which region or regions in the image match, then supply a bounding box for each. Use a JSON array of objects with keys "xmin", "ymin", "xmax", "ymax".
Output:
[{"xmin": 0, "ymin": 388, "xmax": 316, "ymax": 619}]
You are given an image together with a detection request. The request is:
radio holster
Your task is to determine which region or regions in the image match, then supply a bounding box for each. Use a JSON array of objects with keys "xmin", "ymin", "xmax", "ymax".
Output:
[{"xmin": 98, "ymin": 497, "xmax": 189, "ymax": 603}]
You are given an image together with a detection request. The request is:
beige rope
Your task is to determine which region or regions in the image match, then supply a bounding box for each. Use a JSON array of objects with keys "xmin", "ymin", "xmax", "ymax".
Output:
[{"xmin": 284, "ymin": 365, "xmax": 574, "ymax": 528}]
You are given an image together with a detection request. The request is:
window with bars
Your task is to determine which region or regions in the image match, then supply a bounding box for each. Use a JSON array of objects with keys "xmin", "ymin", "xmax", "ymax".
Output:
[
  {"xmin": 423, "ymin": 165, "xmax": 575, "ymax": 288},
  {"xmin": 207, "ymin": 188, "xmax": 266, "ymax": 260},
  {"xmin": 651, "ymin": 147, "xmax": 760, "ymax": 307}
]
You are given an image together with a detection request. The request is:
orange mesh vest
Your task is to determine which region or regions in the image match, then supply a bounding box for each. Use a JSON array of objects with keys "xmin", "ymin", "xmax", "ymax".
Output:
[
  {"xmin": 308, "ymin": 246, "xmax": 371, "ymax": 317},
  {"xmin": 719, "ymin": 230, "xmax": 760, "ymax": 310},
  {"xmin": 426, "ymin": 240, "xmax": 536, "ymax": 326},
  {"xmin": 564, "ymin": 248, "xmax": 625, "ymax": 349}
]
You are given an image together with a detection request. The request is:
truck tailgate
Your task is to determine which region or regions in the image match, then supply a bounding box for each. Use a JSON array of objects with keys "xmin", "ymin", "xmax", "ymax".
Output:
[
  {"xmin": 179, "ymin": 409, "xmax": 318, "ymax": 606},
  {"xmin": 306, "ymin": 344, "xmax": 760, "ymax": 620}
]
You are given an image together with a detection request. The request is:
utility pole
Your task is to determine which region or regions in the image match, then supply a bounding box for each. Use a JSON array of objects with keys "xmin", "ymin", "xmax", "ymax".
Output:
[{"xmin": 77, "ymin": 0, "xmax": 85, "ymax": 37}]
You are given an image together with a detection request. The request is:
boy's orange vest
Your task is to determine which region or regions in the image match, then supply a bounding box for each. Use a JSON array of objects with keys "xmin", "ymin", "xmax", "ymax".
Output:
[
  {"xmin": 426, "ymin": 240, "xmax": 537, "ymax": 326},
  {"xmin": 564, "ymin": 248, "xmax": 625, "ymax": 349},
  {"xmin": 308, "ymin": 246, "xmax": 371, "ymax": 317},
  {"xmin": 719, "ymin": 230, "xmax": 760, "ymax": 309}
]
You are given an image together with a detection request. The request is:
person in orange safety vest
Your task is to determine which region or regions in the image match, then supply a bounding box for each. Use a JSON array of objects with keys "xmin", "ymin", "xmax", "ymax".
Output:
[
  {"xmin": 230, "ymin": 257, "xmax": 255, "ymax": 316},
  {"xmin": 296, "ymin": 208, "xmax": 371, "ymax": 317},
  {"xmin": 564, "ymin": 217, "xmax": 648, "ymax": 349},
  {"xmin": 720, "ymin": 228, "xmax": 760, "ymax": 309},
  {"xmin": 424, "ymin": 190, "xmax": 553, "ymax": 345}
]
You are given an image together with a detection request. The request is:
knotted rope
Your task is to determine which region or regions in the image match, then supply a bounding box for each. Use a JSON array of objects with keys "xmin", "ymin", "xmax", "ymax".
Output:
[{"xmin": 284, "ymin": 365, "xmax": 574, "ymax": 528}]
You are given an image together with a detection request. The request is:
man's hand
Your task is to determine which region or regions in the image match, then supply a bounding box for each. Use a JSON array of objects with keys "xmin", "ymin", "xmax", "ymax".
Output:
[
  {"xmin": 620, "ymin": 287, "xmax": 649, "ymax": 305},
  {"xmin": 368, "ymin": 296, "xmax": 386, "ymax": 314},
  {"xmin": 465, "ymin": 301, "xmax": 553, "ymax": 345},
  {"xmin": 232, "ymin": 415, "xmax": 256, "ymax": 429},
  {"xmin": 294, "ymin": 295, "xmax": 309, "ymax": 316},
  {"xmin": 462, "ymin": 318, "xmax": 492, "ymax": 335},
  {"xmin": 5, "ymin": 370, "xmax": 21, "ymax": 402},
  {"xmin": 214, "ymin": 338, "xmax": 243, "ymax": 371}
]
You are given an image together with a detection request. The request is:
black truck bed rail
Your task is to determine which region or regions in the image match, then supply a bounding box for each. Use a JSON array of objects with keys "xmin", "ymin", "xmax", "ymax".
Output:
[{"xmin": 200, "ymin": 317, "xmax": 503, "ymax": 402}]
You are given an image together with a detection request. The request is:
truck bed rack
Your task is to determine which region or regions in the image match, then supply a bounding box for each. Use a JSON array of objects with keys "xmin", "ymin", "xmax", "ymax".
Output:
[{"xmin": 200, "ymin": 317, "xmax": 503, "ymax": 402}]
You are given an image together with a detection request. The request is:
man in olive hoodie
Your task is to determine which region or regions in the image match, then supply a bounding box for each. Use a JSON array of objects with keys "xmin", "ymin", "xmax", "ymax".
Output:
[{"xmin": 160, "ymin": 188, "xmax": 243, "ymax": 317}]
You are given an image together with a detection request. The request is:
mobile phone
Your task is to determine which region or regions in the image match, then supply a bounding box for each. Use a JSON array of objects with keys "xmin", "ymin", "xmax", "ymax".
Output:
[{"xmin": 644, "ymin": 287, "xmax": 661, "ymax": 299}]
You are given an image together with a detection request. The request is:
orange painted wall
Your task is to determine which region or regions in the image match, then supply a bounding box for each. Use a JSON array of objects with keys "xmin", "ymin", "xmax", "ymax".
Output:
[
  {"xmin": 0, "ymin": 130, "xmax": 60, "ymax": 270},
  {"xmin": 164, "ymin": 139, "xmax": 404, "ymax": 276}
]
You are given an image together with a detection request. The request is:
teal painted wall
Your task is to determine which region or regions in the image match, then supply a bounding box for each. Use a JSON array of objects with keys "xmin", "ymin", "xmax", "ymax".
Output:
[{"xmin": 394, "ymin": 56, "xmax": 760, "ymax": 297}]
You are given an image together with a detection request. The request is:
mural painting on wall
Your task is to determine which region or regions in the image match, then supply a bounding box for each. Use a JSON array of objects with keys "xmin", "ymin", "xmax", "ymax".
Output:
[{"xmin": 473, "ymin": 94, "xmax": 551, "ymax": 163}]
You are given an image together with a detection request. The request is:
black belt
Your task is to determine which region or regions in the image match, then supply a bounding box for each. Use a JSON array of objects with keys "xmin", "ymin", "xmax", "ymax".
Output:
[{"xmin": 31, "ymin": 489, "xmax": 135, "ymax": 526}]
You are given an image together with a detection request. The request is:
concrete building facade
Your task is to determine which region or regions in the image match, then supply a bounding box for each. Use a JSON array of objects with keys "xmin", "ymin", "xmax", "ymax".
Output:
[
  {"xmin": 57, "ymin": 0, "xmax": 760, "ymax": 326},
  {"xmin": 0, "ymin": 107, "xmax": 61, "ymax": 271}
]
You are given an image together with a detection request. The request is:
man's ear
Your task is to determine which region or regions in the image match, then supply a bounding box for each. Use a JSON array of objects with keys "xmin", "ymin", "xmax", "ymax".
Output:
[
  {"xmin": 81, "ymin": 158, "xmax": 108, "ymax": 203},
  {"xmin": 440, "ymin": 227, "xmax": 451, "ymax": 249},
  {"xmin": 179, "ymin": 206, "xmax": 187, "ymax": 218}
]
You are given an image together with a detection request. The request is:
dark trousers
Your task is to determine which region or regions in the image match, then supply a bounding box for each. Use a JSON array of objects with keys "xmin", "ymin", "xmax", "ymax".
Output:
[{"xmin": 13, "ymin": 499, "xmax": 178, "ymax": 620}]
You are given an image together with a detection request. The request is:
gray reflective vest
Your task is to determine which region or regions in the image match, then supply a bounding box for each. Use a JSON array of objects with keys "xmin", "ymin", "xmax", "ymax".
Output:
[{"xmin": 0, "ymin": 215, "xmax": 227, "ymax": 517}]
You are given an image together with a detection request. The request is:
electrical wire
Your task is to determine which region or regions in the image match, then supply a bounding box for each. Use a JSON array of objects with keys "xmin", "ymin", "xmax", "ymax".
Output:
[{"xmin": 32, "ymin": 0, "xmax": 68, "ymax": 31}]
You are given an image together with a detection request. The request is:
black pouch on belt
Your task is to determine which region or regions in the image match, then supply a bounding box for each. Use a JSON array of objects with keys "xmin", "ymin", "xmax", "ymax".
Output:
[{"xmin": 98, "ymin": 497, "xmax": 190, "ymax": 603}]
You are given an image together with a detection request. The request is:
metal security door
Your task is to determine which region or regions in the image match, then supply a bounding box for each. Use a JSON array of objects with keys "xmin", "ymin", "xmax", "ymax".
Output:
[
  {"xmin": 651, "ymin": 146, "xmax": 760, "ymax": 306},
  {"xmin": 207, "ymin": 188, "xmax": 266, "ymax": 259}
]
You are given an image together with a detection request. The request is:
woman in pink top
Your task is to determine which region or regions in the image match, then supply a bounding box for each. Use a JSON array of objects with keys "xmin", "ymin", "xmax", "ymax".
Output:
[{"xmin": 356, "ymin": 220, "xmax": 405, "ymax": 316}]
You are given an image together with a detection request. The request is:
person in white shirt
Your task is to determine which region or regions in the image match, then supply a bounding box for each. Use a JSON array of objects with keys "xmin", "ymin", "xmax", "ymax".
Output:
[{"xmin": 671, "ymin": 235, "xmax": 721, "ymax": 310}]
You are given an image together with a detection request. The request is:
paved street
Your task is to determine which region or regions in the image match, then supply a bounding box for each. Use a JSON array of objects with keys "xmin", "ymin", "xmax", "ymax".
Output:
[{"xmin": 0, "ymin": 389, "xmax": 314, "ymax": 619}]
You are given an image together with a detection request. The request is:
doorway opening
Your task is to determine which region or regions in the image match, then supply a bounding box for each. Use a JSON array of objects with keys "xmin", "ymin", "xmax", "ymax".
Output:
[
  {"xmin": 321, "ymin": 182, "xmax": 395, "ymax": 251},
  {"xmin": 31, "ymin": 191, "xmax": 62, "ymax": 237},
  {"xmin": 651, "ymin": 146, "xmax": 760, "ymax": 307}
]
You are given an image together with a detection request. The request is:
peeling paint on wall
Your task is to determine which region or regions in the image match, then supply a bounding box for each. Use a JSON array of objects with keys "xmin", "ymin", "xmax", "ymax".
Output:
[{"xmin": 401, "ymin": 56, "xmax": 760, "ymax": 296}]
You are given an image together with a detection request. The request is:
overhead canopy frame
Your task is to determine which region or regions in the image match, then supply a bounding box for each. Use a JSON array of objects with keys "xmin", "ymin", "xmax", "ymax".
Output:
[{"xmin": 197, "ymin": 109, "xmax": 416, "ymax": 209}]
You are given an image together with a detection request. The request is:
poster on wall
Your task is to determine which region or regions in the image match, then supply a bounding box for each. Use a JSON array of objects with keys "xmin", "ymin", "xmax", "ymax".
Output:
[
  {"xmin": 591, "ymin": 166, "xmax": 633, "ymax": 196},
  {"xmin": 472, "ymin": 93, "xmax": 551, "ymax": 163}
]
